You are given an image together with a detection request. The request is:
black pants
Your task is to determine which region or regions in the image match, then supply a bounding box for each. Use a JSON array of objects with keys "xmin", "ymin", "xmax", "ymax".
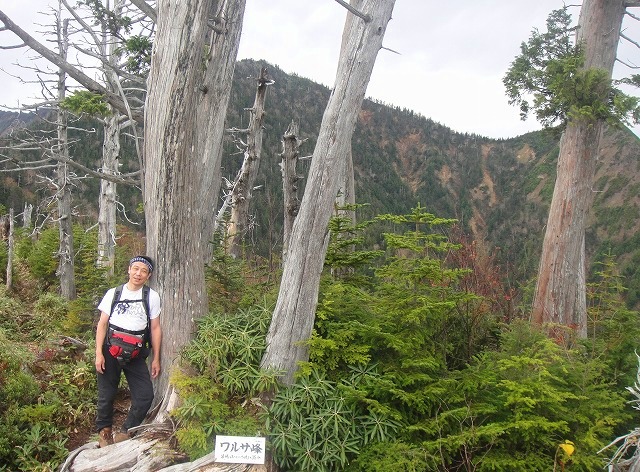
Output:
[{"xmin": 96, "ymin": 343, "xmax": 154, "ymax": 432}]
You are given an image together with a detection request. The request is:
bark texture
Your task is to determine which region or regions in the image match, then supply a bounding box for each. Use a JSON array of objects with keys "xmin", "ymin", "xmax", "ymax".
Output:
[
  {"xmin": 56, "ymin": 17, "xmax": 76, "ymax": 300},
  {"xmin": 97, "ymin": 0, "xmax": 127, "ymax": 276},
  {"xmin": 143, "ymin": 0, "xmax": 245, "ymax": 399},
  {"xmin": 280, "ymin": 120, "xmax": 302, "ymax": 263},
  {"xmin": 532, "ymin": 0, "xmax": 625, "ymax": 336},
  {"xmin": 196, "ymin": 0, "xmax": 246, "ymax": 261},
  {"xmin": 261, "ymin": 0, "xmax": 396, "ymax": 384},
  {"xmin": 226, "ymin": 67, "xmax": 271, "ymax": 258},
  {"xmin": 61, "ymin": 425, "xmax": 270, "ymax": 471},
  {"xmin": 97, "ymin": 112, "xmax": 119, "ymax": 276}
]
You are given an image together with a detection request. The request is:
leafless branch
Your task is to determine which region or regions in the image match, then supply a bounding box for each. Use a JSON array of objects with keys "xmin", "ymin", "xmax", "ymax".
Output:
[
  {"xmin": 616, "ymin": 57, "xmax": 639, "ymax": 69},
  {"xmin": 334, "ymin": 0, "xmax": 371, "ymax": 22},
  {"xmin": 621, "ymin": 31, "xmax": 640, "ymax": 50},
  {"xmin": 627, "ymin": 9, "xmax": 640, "ymax": 21},
  {"xmin": 0, "ymin": 42, "xmax": 26, "ymax": 49},
  {"xmin": 115, "ymin": 199, "xmax": 142, "ymax": 225},
  {"xmin": 129, "ymin": 0, "xmax": 157, "ymax": 23},
  {"xmin": 0, "ymin": 9, "xmax": 143, "ymax": 122},
  {"xmin": 381, "ymin": 45, "xmax": 401, "ymax": 55}
]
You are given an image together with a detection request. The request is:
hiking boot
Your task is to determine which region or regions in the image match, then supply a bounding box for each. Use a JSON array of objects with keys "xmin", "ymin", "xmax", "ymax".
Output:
[
  {"xmin": 98, "ymin": 427, "xmax": 114, "ymax": 448},
  {"xmin": 114, "ymin": 430, "xmax": 131, "ymax": 443}
]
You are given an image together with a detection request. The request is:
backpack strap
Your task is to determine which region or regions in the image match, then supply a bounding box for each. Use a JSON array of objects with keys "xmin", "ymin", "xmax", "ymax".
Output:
[
  {"xmin": 142, "ymin": 285, "xmax": 152, "ymax": 348},
  {"xmin": 109, "ymin": 284, "xmax": 124, "ymax": 319}
]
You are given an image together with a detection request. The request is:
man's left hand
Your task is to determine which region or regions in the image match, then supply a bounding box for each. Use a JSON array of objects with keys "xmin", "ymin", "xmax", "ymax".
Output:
[{"xmin": 151, "ymin": 359, "xmax": 161, "ymax": 379}]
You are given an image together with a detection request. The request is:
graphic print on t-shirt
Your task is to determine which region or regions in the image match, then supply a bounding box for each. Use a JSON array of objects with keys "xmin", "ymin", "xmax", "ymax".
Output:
[{"xmin": 110, "ymin": 299, "xmax": 147, "ymax": 331}]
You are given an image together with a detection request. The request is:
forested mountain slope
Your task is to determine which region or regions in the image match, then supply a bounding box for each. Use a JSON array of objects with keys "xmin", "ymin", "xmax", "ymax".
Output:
[
  {"xmin": 228, "ymin": 59, "xmax": 640, "ymax": 304},
  {"xmin": 2, "ymin": 58, "xmax": 640, "ymax": 304}
]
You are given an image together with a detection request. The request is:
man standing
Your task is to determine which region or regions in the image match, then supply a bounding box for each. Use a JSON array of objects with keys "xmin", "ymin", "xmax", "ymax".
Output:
[{"xmin": 94, "ymin": 255, "xmax": 162, "ymax": 447}]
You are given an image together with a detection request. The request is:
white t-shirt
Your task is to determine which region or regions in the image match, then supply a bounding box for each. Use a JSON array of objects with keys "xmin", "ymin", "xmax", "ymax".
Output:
[{"xmin": 98, "ymin": 285, "xmax": 161, "ymax": 332}]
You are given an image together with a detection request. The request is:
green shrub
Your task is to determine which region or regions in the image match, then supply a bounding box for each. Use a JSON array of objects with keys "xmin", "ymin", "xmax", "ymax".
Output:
[
  {"xmin": 0, "ymin": 289, "xmax": 25, "ymax": 335},
  {"xmin": 25, "ymin": 227, "xmax": 59, "ymax": 289},
  {"xmin": 346, "ymin": 441, "xmax": 430, "ymax": 472},
  {"xmin": 174, "ymin": 305, "xmax": 278, "ymax": 460},
  {"xmin": 414, "ymin": 321, "xmax": 628, "ymax": 471},
  {"xmin": 267, "ymin": 368, "xmax": 401, "ymax": 472}
]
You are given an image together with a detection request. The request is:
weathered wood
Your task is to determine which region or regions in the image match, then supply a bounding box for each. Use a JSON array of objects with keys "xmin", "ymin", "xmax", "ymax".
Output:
[
  {"xmin": 97, "ymin": 112, "xmax": 119, "ymax": 276},
  {"xmin": 96, "ymin": 0, "xmax": 128, "ymax": 277},
  {"xmin": 196, "ymin": 0, "xmax": 247, "ymax": 263},
  {"xmin": 65, "ymin": 426, "xmax": 186, "ymax": 471},
  {"xmin": 5, "ymin": 208, "xmax": 13, "ymax": 291},
  {"xmin": 62, "ymin": 423, "xmax": 270, "ymax": 472},
  {"xmin": 261, "ymin": 0, "xmax": 396, "ymax": 384},
  {"xmin": 143, "ymin": 0, "xmax": 246, "ymax": 399},
  {"xmin": 532, "ymin": 0, "xmax": 626, "ymax": 335},
  {"xmin": 280, "ymin": 120, "xmax": 303, "ymax": 263},
  {"xmin": 226, "ymin": 67, "xmax": 272, "ymax": 258},
  {"xmin": 55, "ymin": 16, "xmax": 76, "ymax": 301}
]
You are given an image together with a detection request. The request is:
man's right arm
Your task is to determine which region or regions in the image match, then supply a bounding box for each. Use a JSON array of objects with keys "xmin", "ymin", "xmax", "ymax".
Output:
[{"xmin": 95, "ymin": 312, "xmax": 110, "ymax": 374}]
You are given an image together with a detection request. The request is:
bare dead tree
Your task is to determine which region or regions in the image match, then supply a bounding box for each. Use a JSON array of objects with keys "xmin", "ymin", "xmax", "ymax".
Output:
[
  {"xmin": 0, "ymin": 9, "xmax": 144, "ymax": 123},
  {"xmin": 1, "ymin": 1, "xmax": 154, "ymax": 275},
  {"xmin": 261, "ymin": 0, "xmax": 397, "ymax": 385},
  {"xmin": 23, "ymin": 202, "xmax": 33, "ymax": 228},
  {"xmin": 144, "ymin": 0, "xmax": 247, "ymax": 407},
  {"xmin": 54, "ymin": 14, "xmax": 76, "ymax": 300},
  {"xmin": 279, "ymin": 120, "xmax": 303, "ymax": 263},
  {"xmin": 225, "ymin": 67, "xmax": 273, "ymax": 258},
  {"xmin": 4, "ymin": 208, "xmax": 13, "ymax": 292}
]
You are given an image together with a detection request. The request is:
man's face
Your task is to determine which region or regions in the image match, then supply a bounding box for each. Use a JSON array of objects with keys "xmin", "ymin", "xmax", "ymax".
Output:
[{"xmin": 128, "ymin": 261, "xmax": 151, "ymax": 286}]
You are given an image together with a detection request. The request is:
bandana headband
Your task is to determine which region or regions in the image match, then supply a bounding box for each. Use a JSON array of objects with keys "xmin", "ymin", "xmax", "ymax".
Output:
[{"xmin": 130, "ymin": 256, "xmax": 153, "ymax": 273}]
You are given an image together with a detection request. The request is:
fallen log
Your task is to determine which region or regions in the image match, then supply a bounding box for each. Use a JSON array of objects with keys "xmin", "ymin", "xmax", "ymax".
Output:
[{"xmin": 60, "ymin": 421, "xmax": 270, "ymax": 472}]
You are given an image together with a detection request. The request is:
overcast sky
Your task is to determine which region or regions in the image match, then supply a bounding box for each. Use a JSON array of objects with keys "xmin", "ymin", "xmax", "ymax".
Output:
[{"xmin": 2, "ymin": 1, "xmax": 639, "ymax": 139}]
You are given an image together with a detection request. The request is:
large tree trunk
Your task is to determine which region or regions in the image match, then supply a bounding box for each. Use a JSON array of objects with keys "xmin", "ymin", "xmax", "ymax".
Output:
[
  {"xmin": 261, "ymin": 0, "xmax": 396, "ymax": 384},
  {"xmin": 197, "ymin": 0, "xmax": 246, "ymax": 261},
  {"xmin": 144, "ymin": 0, "xmax": 244, "ymax": 400},
  {"xmin": 97, "ymin": 0, "xmax": 127, "ymax": 276},
  {"xmin": 226, "ymin": 67, "xmax": 271, "ymax": 259},
  {"xmin": 532, "ymin": 0, "xmax": 625, "ymax": 336},
  {"xmin": 97, "ymin": 112, "xmax": 119, "ymax": 276},
  {"xmin": 56, "ymin": 17, "xmax": 76, "ymax": 300}
]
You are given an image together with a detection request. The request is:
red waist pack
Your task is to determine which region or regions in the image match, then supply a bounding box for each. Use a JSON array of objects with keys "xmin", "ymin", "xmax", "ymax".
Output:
[{"xmin": 107, "ymin": 329, "xmax": 145, "ymax": 365}]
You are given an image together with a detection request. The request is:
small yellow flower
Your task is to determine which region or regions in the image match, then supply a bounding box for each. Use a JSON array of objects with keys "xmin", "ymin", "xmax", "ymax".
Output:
[{"xmin": 559, "ymin": 440, "xmax": 575, "ymax": 456}]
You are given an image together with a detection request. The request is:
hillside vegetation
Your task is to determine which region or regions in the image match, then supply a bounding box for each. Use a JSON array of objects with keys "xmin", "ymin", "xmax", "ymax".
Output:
[{"xmin": 2, "ymin": 59, "xmax": 639, "ymax": 305}]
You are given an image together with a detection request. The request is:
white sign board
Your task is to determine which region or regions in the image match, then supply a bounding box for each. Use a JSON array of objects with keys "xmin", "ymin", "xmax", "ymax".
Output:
[{"xmin": 214, "ymin": 435, "xmax": 266, "ymax": 464}]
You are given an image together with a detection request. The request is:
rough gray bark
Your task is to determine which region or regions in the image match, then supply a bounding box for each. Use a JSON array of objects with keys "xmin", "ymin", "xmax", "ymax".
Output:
[
  {"xmin": 280, "ymin": 120, "xmax": 302, "ymax": 263},
  {"xmin": 196, "ymin": 0, "xmax": 246, "ymax": 261},
  {"xmin": 336, "ymin": 143, "xmax": 356, "ymax": 222},
  {"xmin": 96, "ymin": 0, "xmax": 128, "ymax": 276},
  {"xmin": 261, "ymin": 0, "xmax": 396, "ymax": 384},
  {"xmin": 97, "ymin": 112, "xmax": 119, "ymax": 276},
  {"xmin": 226, "ymin": 67, "xmax": 272, "ymax": 259},
  {"xmin": 55, "ymin": 17, "xmax": 76, "ymax": 300},
  {"xmin": 144, "ymin": 0, "xmax": 245, "ymax": 400},
  {"xmin": 532, "ymin": 0, "xmax": 625, "ymax": 337},
  {"xmin": 61, "ymin": 425, "xmax": 269, "ymax": 471}
]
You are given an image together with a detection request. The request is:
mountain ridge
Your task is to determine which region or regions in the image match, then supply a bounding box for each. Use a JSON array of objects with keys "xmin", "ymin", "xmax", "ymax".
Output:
[{"xmin": 1, "ymin": 58, "xmax": 639, "ymax": 304}]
